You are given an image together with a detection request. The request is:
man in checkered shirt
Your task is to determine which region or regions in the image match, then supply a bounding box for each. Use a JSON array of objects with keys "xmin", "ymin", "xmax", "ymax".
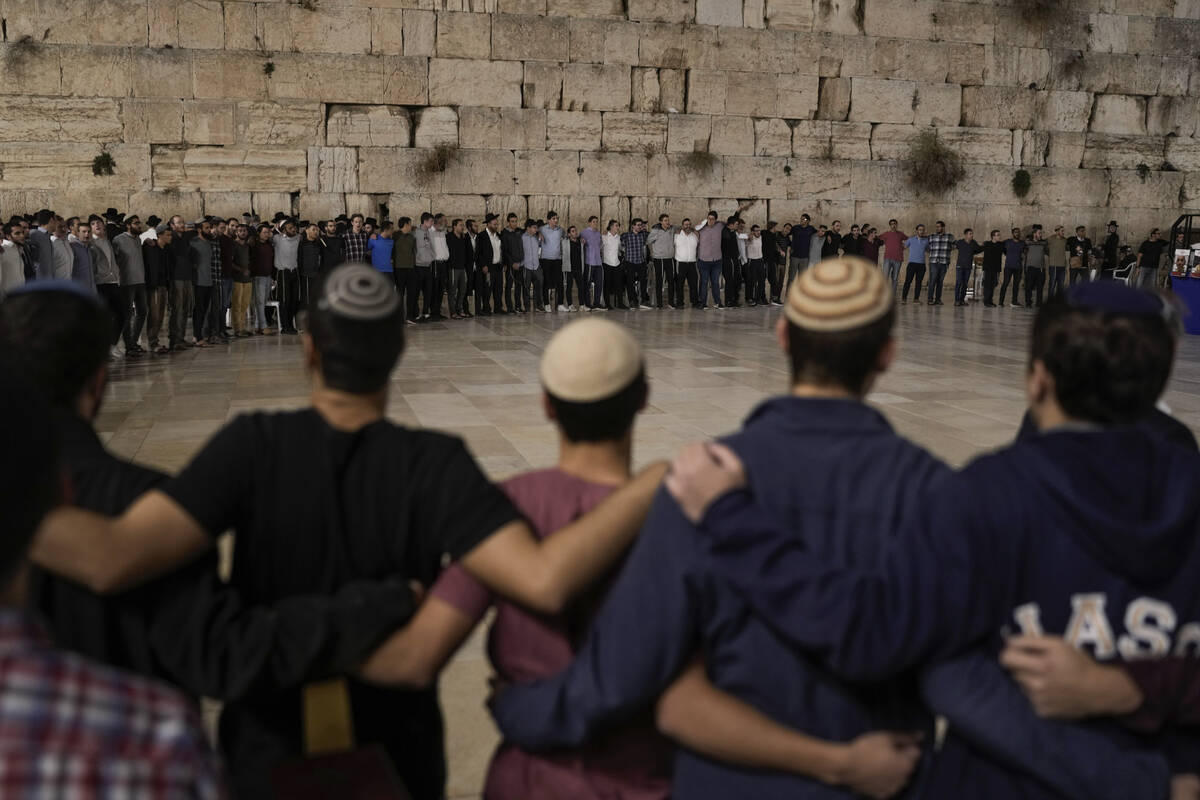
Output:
[
  {"xmin": 342, "ymin": 213, "xmax": 370, "ymax": 263},
  {"xmin": 925, "ymin": 220, "xmax": 956, "ymax": 306},
  {"xmin": 0, "ymin": 361, "xmax": 226, "ymax": 799}
]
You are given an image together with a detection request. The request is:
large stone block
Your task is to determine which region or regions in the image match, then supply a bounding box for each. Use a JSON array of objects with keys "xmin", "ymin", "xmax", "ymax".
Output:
[
  {"xmin": 632, "ymin": 68, "xmax": 662, "ymax": 113},
  {"xmin": 848, "ymin": 78, "xmax": 916, "ymax": 125},
  {"xmin": 177, "ymin": 0, "xmax": 224, "ymax": 49},
  {"xmin": 442, "ymin": 150, "xmax": 519, "ymax": 195},
  {"xmin": 0, "ymin": 41, "xmax": 62, "ymax": 96},
  {"xmin": 1089, "ymin": 13, "xmax": 1129, "ymax": 54},
  {"xmin": 816, "ymin": 77, "xmax": 851, "ymax": 121},
  {"xmin": 435, "ymin": 12, "xmax": 492, "ymax": 59},
  {"xmin": 1090, "ymin": 94, "xmax": 1147, "ymax": 136},
  {"xmin": 0, "ymin": 97, "xmax": 122, "ymax": 142},
  {"xmin": 791, "ymin": 120, "xmax": 833, "ymax": 160},
  {"xmin": 984, "ymin": 45, "xmax": 1051, "ymax": 88},
  {"xmin": 764, "ymin": 0, "xmax": 815, "ymax": 31},
  {"xmin": 1106, "ymin": 54, "xmax": 1163, "ymax": 96},
  {"xmin": 308, "ymin": 147, "xmax": 359, "ymax": 194},
  {"xmin": 696, "ymin": 0, "xmax": 744, "ymax": 27},
  {"xmin": 1158, "ymin": 57, "xmax": 1192, "ymax": 97},
  {"xmin": 723, "ymin": 156, "xmax": 789, "ymax": 199},
  {"xmin": 358, "ymin": 149, "xmax": 444, "ymax": 194},
  {"xmin": 869, "ymin": 124, "xmax": 922, "ymax": 161},
  {"xmin": 1081, "ymin": 134, "xmax": 1165, "ymax": 170},
  {"xmin": 431, "ymin": 58, "xmax": 522, "ymax": 107},
  {"xmin": 369, "ymin": 7, "xmax": 404, "ymax": 55},
  {"xmin": 628, "ymin": 0, "xmax": 694, "ymax": 23},
  {"xmin": 299, "ymin": 193, "xmax": 348, "ymax": 222},
  {"xmin": 236, "ymin": 102, "xmax": 324, "ymax": 147},
  {"xmin": 0, "ymin": 143, "xmax": 149, "ymax": 191},
  {"xmin": 602, "ymin": 113, "xmax": 668, "ymax": 154},
  {"xmin": 546, "ymin": 0, "xmax": 624, "ymax": 17},
  {"xmin": 947, "ymin": 43, "xmax": 986, "ymax": 86},
  {"xmin": 404, "ymin": 9, "xmax": 437, "ymax": 57},
  {"xmin": 649, "ymin": 154, "xmax": 723, "ymax": 197},
  {"xmin": 961, "ymin": 86, "xmax": 1037, "ymax": 129},
  {"xmin": 1045, "ymin": 132, "xmax": 1086, "ymax": 168},
  {"xmin": 429, "ymin": 193, "xmax": 489, "ymax": 221},
  {"xmin": 935, "ymin": 127, "xmax": 1014, "ymax": 166},
  {"xmin": 183, "ymin": 101, "xmax": 236, "ymax": 146},
  {"xmin": 563, "ymin": 64, "xmax": 631, "ymax": 112},
  {"xmin": 1016, "ymin": 131, "xmax": 1050, "ymax": 168},
  {"xmin": 223, "ymin": 2, "xmax": 258, "ymax": 51},
  {"xmin": 784, "ymin": 160, "xmax": 853, "ymax": 201},
  {"xmin": 666, "ymin": 114, "xmax": 712, "ymax": 154},
  {"xmin": 872, "ymin": 38, "xmax": 951, "ymax": 84},
  {"xmin": 327, "ymin": 105, "xmax": 412, "ymax": 148},
  {"xmin": 1146, "ymin": 96, "xmax": 1197, "ymax": 138},
  {"xmin": 710, "ymin": 116, "xmax": 755, "ymax": 156},
  {"xmin": 637, "ymin": 22, "xmax": 688, "ymax": 68},
  {"xmin": 548, "ymin": 110, "xmax": 603, "ymax": 150},
  {"xmin": 685, "ymin": 71, "xmax": 727, "ymax": 115},
  {"xmin": 851, "ymin": 162, "xmax": 910, "ymax": 203},
  {"xmin": 913, "ymin": 83, "xmax": 961, "ymax": 127},
  {"xmin": 567, "ymin": 18, "xmax": 640, "ymax": 65},
  {"xmin": 258, "ymin": 4, "xmax": 371, "ymax": 55},
  {"xmin": 578, "ymin": 152, "xmax": 650, "ymax": 195},
  {"xmin": 755, "ymin": 118, "xmax": 793, "ymax": 157},
  {"xmin": 1166, "ymin": 138, "xmax": 1200, "ymax": 173},
  {"xmin": 726, "ymin": 76, "xmax": 778, "ymax": 118},
  {"xmin": 413, "ymin": 107, "xmax": 460, "ymax": 148},
  {"xmin": 831, "ymin": 122, "xmax": 872, "ymax": 160},
  {"xmin": 524, "ymin": 62, "xmax": 564, "ymax": 110},
  {"xmin": 1035, "ymin": 91, "xmax": 1093, "ymax": 132},
  {"xmin": 122, "ymin": 99, "xmax": 184, "ymax": 143},
  {"xmin": 459, "ymin": 108, "xmax": 547, "ymax": 150},
  {"xmin": 152, "ymin": 146, "xmax": 306, "ymax": 192},
  {"xmin": 131, "ymin": 48, "xmax": 192, "ymax": 98},
  {"xmin": 515, "ymin": 150, "xmax": 581, "ymax": 194},
  {"xmin": 192, "ymin": 51, "xmax": 268, "ymax": 101},
  {"xmin": 251, "ymin": 193, "xmax": 294, "ymax": 219},
  {"xmin": 60, "ymin": 46, "xmax": 131, "ymax": 98},
  {"xmin": 1107, "ymin": 170, "xmax": 1184, "ymax": 208},
  {"xmin": 492, "ymin": 14, "xmax": 568, "ymax": 62},
  {"xmin": 128, "ymin": 190, "xmax": 202, "ymax": 221}
]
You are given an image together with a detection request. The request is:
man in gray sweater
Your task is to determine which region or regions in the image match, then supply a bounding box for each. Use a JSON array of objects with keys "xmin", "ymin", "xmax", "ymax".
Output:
[
  {"xmin": 414, "ymin": 213, "xmax": 436, "ymax": 321},
  {"xmin": 273, "ymin": 220, "xmax": 301, "ymax": 334},
  {"xmin": 113, "ymin": 217, "xmax": 147, "ymax": 357},
  {"xmin": 646, "ymin": 214, "xmax": 677, "ymax": 309},
  {"xmin": 90, "ymin": 215, "xmax": 124, "ymax": 354}
]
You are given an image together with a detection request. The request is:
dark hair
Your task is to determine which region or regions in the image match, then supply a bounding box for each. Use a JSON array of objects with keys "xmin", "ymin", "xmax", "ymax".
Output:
[
  {"xmin": 451, "ymin": 218, "xmax": 463, "ymax": 227},
  {"xmin": 964, "ymin": 227, "xmax": 973, "ymax": 235},
  {"xmin": 607, "ymin": 219, "xmax": 619, "ymax": 232},
  {"xmin": 659, "ymin": 214, "xmax": 668, "ymax": 222},
  {"xmin": 786, "ymin": 307, "xmax": 896, "ymax": 394},
  {"xmin": 631, "ymin": 218, "xmax": 644, "ymax": 226},
  {"xmin": 87, "ymin": 214, "xmax": 103, "ymax": 225},
  {"xmin": 1030, "ymin": 297, "xmax": 1173, "ymax": 425},
  {"xmin": 548, "ymin": 211, "xmax": 559, "ymax": 220},
  {"xmin": 420, "ymin": 212, "xmax": 433, "ymax": 224},
  {"xmin": 707, "ymin": 211, "xmax": 718, "ymax": 219},
  {"xmin": 35, "ymin": 209, "xmax": 53, "ymax": 226},
  {"xmin": 936, "ymin": 220, "xmax": 945, "ymax": 226},
  {"xmin": 379, "ymin": 221, "xmax": 394, "ymax": 232},
  {"xmin": 547, "ymin": 371, "xmax": 647, "ymax": 443},
  {"xmin": 0, "ymin": 290, "xmax": 111, "ymax": 407},
  {"xmin": 588, "ymin": 215, "xmax": 598, "ymax": 224},
  {"xmin": 507, "ymin": 213, "xmax": 518, "ymax": 221},
  {"xmin": 0, "ymin": 360, "xmax": 59, "ymax": 584},
  {"xmin": 3, "ymin": 222, "xmax": 18, "ymax": 237},
  {"xmin": 307, "ymin": 273, "xmax": 406, "ymax": 394},
  {"xmin": 397, "ymin": 216, "xmax": 411, "ymax": 229},
  {"xmin": 990, "ymin": 229, "xmax": 1000, "ymax": 236},
  {"xmin": 433, "ymin": 213, "xmax": 445, "ymax": 222},
  {"xmin": 350, "ymin": 213, "xmax": 364, "ymax": 222},
  {"xmin": 888, "ymin": 218, "xmax": 897, "ymax": 225}
]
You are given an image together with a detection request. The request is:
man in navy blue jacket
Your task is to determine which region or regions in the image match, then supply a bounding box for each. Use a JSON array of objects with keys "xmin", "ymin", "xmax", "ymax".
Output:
[
  {"xmin": 667, "ymin": 280, "xmax": 1195, "ymax": 799},
  {"xmin": 491, "ymin": 261, "xmax": 1166, "ymax": 799}
]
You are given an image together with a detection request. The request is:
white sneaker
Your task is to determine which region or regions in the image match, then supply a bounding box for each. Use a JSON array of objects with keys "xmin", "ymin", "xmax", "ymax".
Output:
[
  {"xmin": 639, "ymin": 303, "xmax": 652, "ymax": 310},
  {"xmin": 109, "ymin": 345, "xmax": 122, "ymax": 359},
  {"xmin": 557, "ymin": 304, "xmax": 568, "ymax": 313},
  {"xmin": 569, "ymin": 305, "xmax": 579, "ymax": 312}
]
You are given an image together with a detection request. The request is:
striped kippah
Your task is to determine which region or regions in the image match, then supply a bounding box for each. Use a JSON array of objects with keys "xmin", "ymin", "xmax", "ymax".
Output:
[
  {"xmin": 318, "ymin": 263, "xmax": 400, "ymax": 320},
  {"xmin": 785, "ymin": 256, "xmax": 894, "ymax": 332}
]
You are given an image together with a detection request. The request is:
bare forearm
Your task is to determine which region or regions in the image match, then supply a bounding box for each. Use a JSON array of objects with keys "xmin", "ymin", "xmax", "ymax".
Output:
[{"xmin": 31, "ymin": 508, "xmax": 129, "ymax": 592}]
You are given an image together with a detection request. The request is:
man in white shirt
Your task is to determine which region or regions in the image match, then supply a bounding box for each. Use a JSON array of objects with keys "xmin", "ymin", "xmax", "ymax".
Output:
[
  {"xmin": 745, "ymin": 224, "xmax": 766, "ymax": 306},
  {"xmin": 429, "ymin": 213, "xmax": 450, "ymax": 320},
  {"xmin": 0, "ymin": 222, "xmax": 28, "ymax": 298},
  {"xmin": 602, "ymin": 220, "xmax": 624, "ymax": 310},
  {"xmin": 673, "ymin": 219, "xmax": 700, "ymax": 310}
]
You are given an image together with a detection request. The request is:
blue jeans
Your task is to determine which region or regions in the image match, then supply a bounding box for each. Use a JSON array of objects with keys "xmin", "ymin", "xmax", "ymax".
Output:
[
  {"xmin": 927, "ymin": 262, "xmax": 948, "ymax": 302},
  {"xmin": 698, "ymin": 259, "xmax": 722, "ymax": 306},
  {"xmin": 1047, "ymin": 266, "xmax": 1066, "ymax": 297},
  {"xmin": 883, "ymin": 258, "xmax": 902, "ymax": 289}
]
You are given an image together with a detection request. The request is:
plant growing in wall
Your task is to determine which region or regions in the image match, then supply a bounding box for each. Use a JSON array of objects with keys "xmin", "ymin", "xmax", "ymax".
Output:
[
  {"xmin": 262, "ymin": 60, "xmax": 275, "ymax": 76},
  {"xmin": 905, "ymin": 131, "xmax": 965, "ymax": 196},
  {"xmin": 91, "ymin": 151, "xmax": 116, "ymax": 177},
  {"xmin": 1012, "ymin": 169, "xmax": 1032, "ymax": 198},
  {"xmin": 416, "ymin": 143, "xmax": 459, "ymax": 182},
  {"xmin": 3, "ymin": 32, "xmax": 46, "ymax": 74},
  {"xmin": 1013, "ymin": 0, "xmax": 1067, "ymax": 24},
  {"xmin": 1136, "ymin": 163, "xmax": 1151, "ymax": 182}
]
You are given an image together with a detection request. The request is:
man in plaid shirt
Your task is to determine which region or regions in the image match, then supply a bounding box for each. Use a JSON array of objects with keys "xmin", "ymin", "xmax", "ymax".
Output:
[
  {"xmin": 619, "ymin": 219, "xmax": 651, "ymax": 309},
  {"xmin": 925, "ymin": 220, "xmax": 955, "ymax": 306},
  {"xmin": 0, "ymin": 362, "xmax": 226, "ymax": 799},
  {"xmin": 206, "ymin": 226, "xmax": 227, "ymax": 343},
  {"xmin": 343, "ymin": 213, "xmax": 369, "ymax": 263}
]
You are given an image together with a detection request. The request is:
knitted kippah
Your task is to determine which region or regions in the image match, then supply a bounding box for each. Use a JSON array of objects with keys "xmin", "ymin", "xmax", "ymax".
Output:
[
  {"xmin": 785, "ymin": 256, "xmax": 893, "ymax": 331},
  {"xmin": 318, "ymin": 264, "xmax": 400, "ymax": 320},
  {"xmin": 540, "ymin": 318, "xmax": 643, "ymax": 402}
]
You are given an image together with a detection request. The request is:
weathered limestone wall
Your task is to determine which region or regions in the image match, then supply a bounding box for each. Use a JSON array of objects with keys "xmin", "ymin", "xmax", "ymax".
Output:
[{"xmin": 1, "ymin": 0, "xmax": 1198, "ymax": 235}]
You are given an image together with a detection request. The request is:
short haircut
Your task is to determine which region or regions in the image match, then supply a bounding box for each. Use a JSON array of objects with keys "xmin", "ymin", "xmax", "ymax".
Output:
[
  {"xmin": 631, "ymin": 218, "xmax": 644, "ymax": 226},
  {"xmin": 1031, "ymin": 296, "xmax": 1173, "ymax": 425},
  {"xmin": 433, "ymin": 213, "xmax": 445, "ymax": 222},
  {"xmin": 2, "ymin": 222, "xmax": 17, "ymax": 237},
  {"xmin": 707, "ymin": 211, "xmax": 718, "ymax": 219},
  {"xmin": 35, "ymin": 209, "xmax": 53, "ymax": 226},
  {"xmin": 801, "ymin": 214, "xmax": 811, "ymax": 221},
  {"xmin": 548, "ymin": 211, "xmax": 559, "ymax": 220},
  {"xmin": 307, "ymin": 272, "xmax": 406, "ymax": 394},
  {"xmin": 451, "ymin": 218, "xmax": 463, "ymax": 227},
  {"xmin": 0, "ymin": 360, "xmax": 59, "ymax": 585},
  {"xmin": 831, "ymin": 219, "xmax": 840, "ymax": 226},
  {"xmin": 1076, "ymin": 226, "xmax": 1086, "ymax": 232},
  {"xmin": 547, "ymin": 370, "xmax": 647, "ymax": 443},
  {"xmin": 888, "ymin": 219, "xmax": 897, "ymax": 224},
  {"xmin": 607, "ymin": 219, "xmax": 619, "ymax": 231},
  {"xmin": 379, "ymin": 221, "xmax": 394, "ymax": 232},
  {"xmin": 507, "ymin": 213, "xmax": 518, "ymax": 221},
  {"xmin": 964, "ymin": 227, "xmax": 973, "ymax": 235},
  {"xmin": 682, "ymin": 217, "xmax": 691, "ymax": 224},
  {"xmin": 786, "ymin": 307, "xmax": 895, "ymax": 395},
  {"xmin": 659, "ymin": 214, "xmax": 669, "ymax": 222},
  {"xmin": 420, "ymin": 212, "xmax": 434, "ymax": 224},
  {"xmin": 350, "ymin": 213, "xmax": 364, "ymax": 222},
  {"xmin": 0, "ymin": 289, "xmax": 111, "ymax": 407},
  {"xmin": 87, "ymin": 214, "xmax": 104, "ymax": 225},
  {"xmin": 588, "ymin": 215, "xmax": 598, "ymax": 224},
  {"xmin": 991, "ymin": 229, "xmax": 1001, "ymax": 236},
  {"xmin": 397, "ymin": 216, "xmax": 411, "ymax": 229}
]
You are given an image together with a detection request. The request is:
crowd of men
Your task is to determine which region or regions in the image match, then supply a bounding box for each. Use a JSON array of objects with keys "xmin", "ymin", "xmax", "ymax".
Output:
[
  {"xmin": 1, "ymin": 241, "xmax": 1200, "ymax": 799},
  {"xmin": 0, "ymin": 204, "xmax": 1185, "ymax": 360}
]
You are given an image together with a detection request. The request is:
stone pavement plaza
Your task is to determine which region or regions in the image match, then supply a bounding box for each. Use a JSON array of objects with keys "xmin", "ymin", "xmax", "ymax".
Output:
[{"xmin": 95, "ymin": 304, "xmax": 1200, "ymax": 798}]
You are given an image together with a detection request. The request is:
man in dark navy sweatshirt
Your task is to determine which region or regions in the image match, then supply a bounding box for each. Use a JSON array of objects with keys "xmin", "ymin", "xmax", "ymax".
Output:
[
  {"xmin": 669, "ymin": 280, "xmax": 1197, "ymax": 800},
  {"xmin": 490, "ymin": 259, "xmax": 1161, "ymax": 800}
]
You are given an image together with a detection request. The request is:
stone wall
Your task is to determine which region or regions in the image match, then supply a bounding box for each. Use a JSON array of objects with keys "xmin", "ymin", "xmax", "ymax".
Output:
[{"xmin": 1, "ymin": 0, "xmax": 1198, "ymax": 236}]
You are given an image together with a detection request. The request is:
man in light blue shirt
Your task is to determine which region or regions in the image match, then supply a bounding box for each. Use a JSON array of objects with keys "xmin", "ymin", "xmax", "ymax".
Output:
[
  {"xmin": 900, "ymin": 224, "xmax": 928, "ymax": 304},
  {"xmin": 522, "ymin": 219, "xmax": 545, "ymax": 313},
  {"xmin": 540, "ymin": 212, "xmax": 565, "ymax": 312}
]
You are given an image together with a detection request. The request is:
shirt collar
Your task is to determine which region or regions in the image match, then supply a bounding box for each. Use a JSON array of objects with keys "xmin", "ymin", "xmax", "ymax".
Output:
[{"xmin": 743, "ymin": 395, "xmax": 894, "ymax": 434}]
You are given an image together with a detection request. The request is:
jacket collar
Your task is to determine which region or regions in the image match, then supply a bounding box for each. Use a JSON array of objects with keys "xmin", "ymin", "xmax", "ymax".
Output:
[{"xmin": 743, "ymin": 395, "xmax": 894, "ymax": 435}]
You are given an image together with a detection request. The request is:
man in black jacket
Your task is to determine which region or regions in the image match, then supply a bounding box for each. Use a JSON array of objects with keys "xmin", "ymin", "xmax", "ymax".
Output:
[
  {"xmin": 1102, "ymin": 220, "xmax": 1121, "ymax": 280},
  {"xmin": 474, "ymin": 213, "xmax": 502, "ymax": 316},
  {"xmin": 166, "ymin": 215, "xmax": 196, "ymax": 350},
  {"xmin": 721, "ymin": 216, "xmax": 742, "ymax": 307},
  {"xmin": 1066, "ymin": 225, "xmax": 1092, "ymax": 285},
  {"xmin": 500, "ymin": 213, "xmax": 524, "ymax": 314},
  {"xmin": 446, "ymin": 218, "xmax": 473, "ymax": 319},
  {"xmin": 322, "ymin": 219, "xmax": 345, "ymax": 270}
]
